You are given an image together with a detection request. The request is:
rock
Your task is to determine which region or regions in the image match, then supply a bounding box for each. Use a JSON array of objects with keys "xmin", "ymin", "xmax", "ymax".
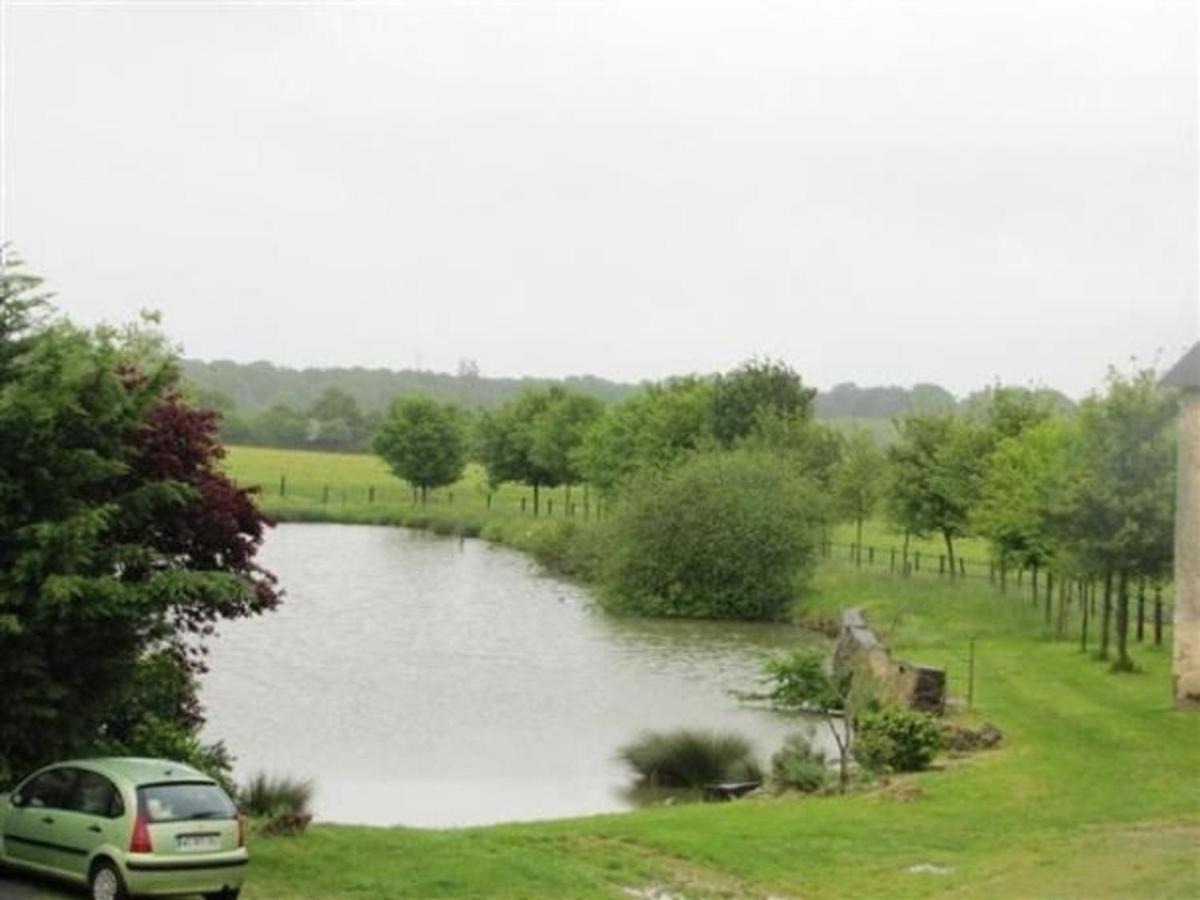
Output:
[
  {"xmin": 939, "ymin": 721, "xmax": 1004, "ymax": 752},
  {"xmin": 906, "ymin": 863, "xmax": 953, "ymax": 875}
]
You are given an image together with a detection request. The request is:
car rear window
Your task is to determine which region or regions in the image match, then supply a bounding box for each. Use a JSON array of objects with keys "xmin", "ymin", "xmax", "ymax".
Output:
[{"xmin": 137, "ymin": 782, "xmax": 236, "ymax": 823}]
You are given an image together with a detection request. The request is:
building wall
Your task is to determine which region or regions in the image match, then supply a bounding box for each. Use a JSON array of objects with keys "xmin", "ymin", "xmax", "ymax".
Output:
[{"xmin": 1175, "ymin": 391, "xmax": 1200, "ymax": 706}]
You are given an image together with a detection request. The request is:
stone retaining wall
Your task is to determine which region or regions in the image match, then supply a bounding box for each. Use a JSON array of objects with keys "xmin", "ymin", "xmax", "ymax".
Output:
[{"xmin": 833, "ymin": 608, "xmax": 946, "ymax": 714}]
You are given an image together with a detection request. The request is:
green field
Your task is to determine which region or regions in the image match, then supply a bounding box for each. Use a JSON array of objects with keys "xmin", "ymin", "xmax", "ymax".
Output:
[
  {"xmin": 224, "ymin": 445, "xmax": 994, "ymax": 567},
  {"xmin": 190, "ymin": 445, "xmax": 1200, "ymax": 898}
]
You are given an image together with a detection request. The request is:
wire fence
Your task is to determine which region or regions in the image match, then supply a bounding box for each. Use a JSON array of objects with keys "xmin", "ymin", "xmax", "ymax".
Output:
[{"xmin": 821, "ymin": 538, "xmax": 1175, "ymax": 650}]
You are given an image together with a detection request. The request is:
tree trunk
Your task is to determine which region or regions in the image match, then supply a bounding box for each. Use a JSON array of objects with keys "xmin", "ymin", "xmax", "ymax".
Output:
[
  {"xmin": 1115, "ymin": 570, "xmax": 1131, "ymax": 670},
  {"xmin": 1056, "ymin": 577, "xmax": 1068, "ymax": 638},
  {"xmin": 420, "ymin": 484, "xmax": 428, "ymax": 505},
  {"xmin": 902, "ymin": 530, "xmax": 911, "ymax": 576},
  {"xmin": 1080, "ymin": 580, "xmax": 1090, "ymax": 653},
  {"xmin": 943, "ymin": 530, "xmax": 957, "ymax": 580},
  {"xmin": 855, "ymin": 517, "xmax": 864, "ymax": 566},
  {"xmin": 533, "ymin": 483, "xmax": 540, "ymax": 517},
  {"xmin": 1031, "ymin": 563, "xmax": 1039, "ymax": 606},
  {"xmin": 1136, "ymin": 579, "xmax": 1145, "ymax": 643},
  {"xmin": 1099, "ymin": 571, "xmax": 1113, "ymax": 660},
  {"xmin": 1044, "ymin": 571, "xmax": 1054, "ymax": 626}
]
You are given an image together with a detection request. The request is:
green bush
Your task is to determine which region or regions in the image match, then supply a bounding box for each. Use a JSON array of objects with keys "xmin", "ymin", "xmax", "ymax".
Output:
[
  {"xmin": 598, "ymin": 449, "xmax": 827, "ymax": 620},
  {"xmin": 770, "ymin": 733, "xmax": 829, "ymax": 792},
  {"xmin": 521, "ymin": 519, "xmax": 603, "ymax": 579},
  {"xmin": 240, "ymin": 772, "xmax": 315, "ymax": 818},
  {"xmin": 854, "ymin": 708, "xmax": 942, "ymax": 773},
  {"xmin": 619, "ymin": 729, "xmax": 762, "ymax": 788}
]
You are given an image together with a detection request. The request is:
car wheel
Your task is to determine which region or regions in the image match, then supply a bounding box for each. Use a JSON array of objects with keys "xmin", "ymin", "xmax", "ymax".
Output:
[{"xmin": 89, "ymin": 860, "xmax": 129, "ymax": 900}]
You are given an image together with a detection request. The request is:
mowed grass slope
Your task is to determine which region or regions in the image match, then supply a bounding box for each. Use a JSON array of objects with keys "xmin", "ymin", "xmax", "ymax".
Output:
[{"xmin": 234, "ymin": 572, "xmax": 1197, "ymax": 898}]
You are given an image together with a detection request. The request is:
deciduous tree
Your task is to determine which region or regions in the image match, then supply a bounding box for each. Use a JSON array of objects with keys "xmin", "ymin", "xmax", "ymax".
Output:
[
  {"xmin": 373, "ymin": 397, "xmax": 466, "ymax": 502},
  {"xmin": 0, "ymin": 262, "xmax": 277, "ymax": 783},
  {"xmin": 887, "ymin": 414, "xmax": 991, "ymax": 578}
]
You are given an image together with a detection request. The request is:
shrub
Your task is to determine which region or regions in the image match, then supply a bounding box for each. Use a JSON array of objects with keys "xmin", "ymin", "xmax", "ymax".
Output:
[
  {"xmin": 619, "ymin": 729, "xmax": 762, "ymax": 788},
  {"xmin": 770, "ymin": 733, "xmax": 829, "ymax": 793},
  {"xmin": 855, "ymin": 708, "xmax": 942, "ymax": 773},
  {"xmin": 521, "ymin": 519, "xmax": 603, "ymax": 579},
  {"xmin": 240, "ymin": 772, "xmax": 315, "ymax": 818},
  {"xmin": 599, "ymin": 449, "xmax": 828, "ymax": 620}
]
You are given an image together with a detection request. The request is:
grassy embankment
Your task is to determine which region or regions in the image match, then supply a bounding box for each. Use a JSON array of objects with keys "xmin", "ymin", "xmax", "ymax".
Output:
[{"xmin": 205, "ymin": 446, "xmax": 1200, "ymax": 899}]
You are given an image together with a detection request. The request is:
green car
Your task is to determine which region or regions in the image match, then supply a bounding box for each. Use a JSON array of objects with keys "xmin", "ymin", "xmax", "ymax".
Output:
[{"xmin": 0, "ymin": 758, "xmax": 248, "ymax": 900}]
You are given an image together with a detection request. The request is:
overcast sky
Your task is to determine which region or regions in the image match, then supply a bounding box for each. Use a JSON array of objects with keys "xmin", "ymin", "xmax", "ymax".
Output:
[{"xmin": 1, "ymin": 0, "xmax": 1195, "ymax": 396}]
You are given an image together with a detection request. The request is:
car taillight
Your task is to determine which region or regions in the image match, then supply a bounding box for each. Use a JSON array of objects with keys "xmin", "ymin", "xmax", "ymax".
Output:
[
  {"xmin": 130, "ymin": 813, "xmax": 153, "ymax": 853},
  {"xmin": 237, "ymin": 814, "xmax": 247, "ymax": 848}
]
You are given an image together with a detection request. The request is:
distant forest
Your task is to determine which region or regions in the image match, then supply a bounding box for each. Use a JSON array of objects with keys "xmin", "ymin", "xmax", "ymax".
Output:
[{"xmin": 181, "ymin": 359, "xmax": 1071, "ymax": 452}]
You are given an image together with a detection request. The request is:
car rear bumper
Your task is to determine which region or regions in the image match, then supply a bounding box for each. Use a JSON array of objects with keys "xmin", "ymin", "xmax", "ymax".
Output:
[{"xmin": 122, "ymin": 850, "xmax": 248, "ymax": 895}]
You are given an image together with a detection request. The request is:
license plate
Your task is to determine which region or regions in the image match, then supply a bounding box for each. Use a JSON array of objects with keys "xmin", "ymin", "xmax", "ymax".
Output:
[{"xmin": 177, "ymin": 833, "xmax": 221, "ymax": 852}]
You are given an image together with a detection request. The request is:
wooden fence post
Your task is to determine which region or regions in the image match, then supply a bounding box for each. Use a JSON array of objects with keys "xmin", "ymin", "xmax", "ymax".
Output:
[
  {"xmin": 1154, "ymin": 586, "xmax": 1163, "ymax": 647},
  {"xmin": 967, "ymin": 637, "xmax": 976, "ymax": 711},
  {"xmin": 279, "ymin": 475, "xmax": 287, "ymax": 497}
]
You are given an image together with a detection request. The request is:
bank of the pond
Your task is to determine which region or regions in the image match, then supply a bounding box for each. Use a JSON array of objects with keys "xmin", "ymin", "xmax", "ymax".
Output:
[{"xmin": 232, "ymin": 568, "xmax": 1198, "ymax": 899}]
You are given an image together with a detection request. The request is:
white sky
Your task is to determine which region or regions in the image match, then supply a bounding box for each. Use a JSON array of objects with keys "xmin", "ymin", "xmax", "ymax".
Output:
[{"xmin": 1, "ymin": 0, "xmax": 1196, "ymax": 396}]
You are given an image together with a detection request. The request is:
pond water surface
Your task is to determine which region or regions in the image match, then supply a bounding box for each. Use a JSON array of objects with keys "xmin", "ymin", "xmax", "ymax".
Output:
[{"xmin": 201, "ymin": 524, "xmax": 827, "ymax": 827}]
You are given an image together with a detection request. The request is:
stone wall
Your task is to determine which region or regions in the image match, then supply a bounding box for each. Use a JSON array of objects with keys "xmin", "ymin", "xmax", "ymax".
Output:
[
  {"xmin": 1174, "ymin": 392, "xmax": 1200, "ymax": 706},
  {"xmin": 834, "ymin": 608, "xmax": 945, "ymax": 714}
]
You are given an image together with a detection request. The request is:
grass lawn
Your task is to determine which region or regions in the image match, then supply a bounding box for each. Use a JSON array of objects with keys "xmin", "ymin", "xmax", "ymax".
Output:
[{"xmin": 230, "ymin": 568, "xmax": 1197, "ymax": 899}]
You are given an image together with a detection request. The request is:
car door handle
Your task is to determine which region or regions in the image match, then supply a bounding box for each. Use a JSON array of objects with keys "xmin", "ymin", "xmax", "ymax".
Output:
[
  {"xmin": 87, "ymin": 825, "xmax": 102, "ymax": 833},
  {"xmin": 40, "ymin": 816, "xmax": 54, "ymax": 824}
]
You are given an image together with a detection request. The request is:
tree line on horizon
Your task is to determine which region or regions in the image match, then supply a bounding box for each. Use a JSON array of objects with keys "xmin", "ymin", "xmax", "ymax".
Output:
[{"xmin": 184, "ymin": 357, "xmax": 1074, "ymax": 454}]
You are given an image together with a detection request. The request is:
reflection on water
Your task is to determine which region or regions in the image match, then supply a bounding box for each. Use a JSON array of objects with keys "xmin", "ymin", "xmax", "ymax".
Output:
[{"xmin": 201, "ymin": 524, "xmax": 829, "ymax": 827}]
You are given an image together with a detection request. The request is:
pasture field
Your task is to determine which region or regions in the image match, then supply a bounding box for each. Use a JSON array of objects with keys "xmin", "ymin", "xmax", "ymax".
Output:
[
  {"xmin": 231, "ymin": 569, "xmax": 1197, "ymax": 899},
  {"xmin": 223, "ymin": 445, "xmax": 995, "ymax": 566}
]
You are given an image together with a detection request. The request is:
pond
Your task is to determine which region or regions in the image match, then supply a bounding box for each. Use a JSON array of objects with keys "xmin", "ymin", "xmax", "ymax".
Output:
[{"xmin": 201, "ymin": 524, "xmax": 830, "ymax": 827}]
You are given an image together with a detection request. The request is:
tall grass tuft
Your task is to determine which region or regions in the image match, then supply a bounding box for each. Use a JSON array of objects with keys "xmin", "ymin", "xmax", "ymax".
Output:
[
  {"xmin": 239, "ymin": 772, "xmax": 315, "ymax": 818},
  {"xmin": 618, "ymin": 729, "xmax": 762, "ymax": 788}
]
